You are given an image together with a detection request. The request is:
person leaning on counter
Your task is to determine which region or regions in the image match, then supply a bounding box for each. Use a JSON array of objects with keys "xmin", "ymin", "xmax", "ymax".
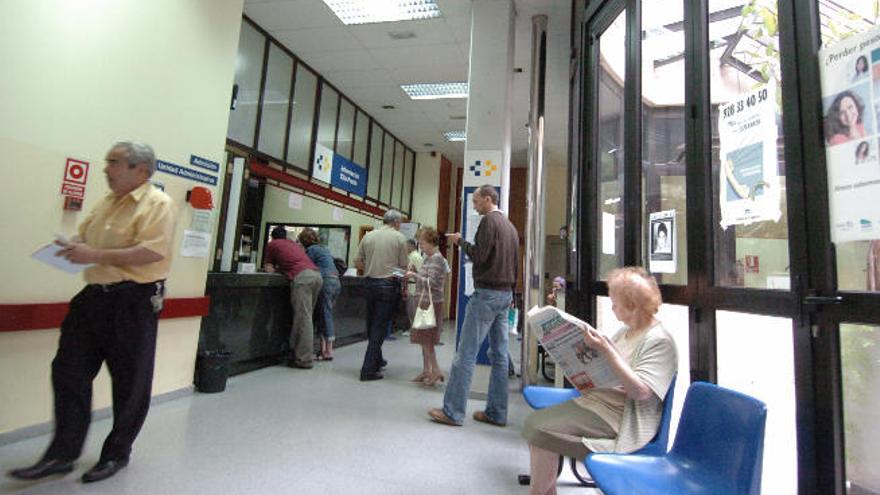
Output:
[{"xmin": 9, "ymin": 141, "xmax": 176, "ymax": 484}]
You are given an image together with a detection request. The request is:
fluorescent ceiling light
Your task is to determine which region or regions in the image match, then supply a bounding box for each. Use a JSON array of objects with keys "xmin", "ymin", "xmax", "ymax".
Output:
[
  {"xmin": 401, "ymin": 82, "xmax": 468, "ymax": 100},
  {"xmin": 323, "ymin": 0, "xmax": 442, "ymax": 25},
  {"xmin": 443, "ymin": 131, "xmax": 466, "ymax": 142}
]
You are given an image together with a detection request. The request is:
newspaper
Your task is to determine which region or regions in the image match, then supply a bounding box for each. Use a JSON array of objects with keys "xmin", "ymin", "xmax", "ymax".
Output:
[{"xmin": 527, "ymin": 305, "xmax": 619, "ymax": 393}]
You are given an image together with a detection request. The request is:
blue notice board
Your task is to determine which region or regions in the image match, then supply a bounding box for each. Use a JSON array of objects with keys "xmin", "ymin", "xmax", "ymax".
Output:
[{"xmin": 330, "ymin": 155, "xmax": 367, "ymax": 196}]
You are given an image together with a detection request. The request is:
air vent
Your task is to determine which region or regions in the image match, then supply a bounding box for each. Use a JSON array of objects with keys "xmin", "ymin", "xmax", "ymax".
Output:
[
  {"xmin": 423, "ymin": 143, "xmax": 434, "ymax": 147},
  {"xmin": 389, "ymin": 31, "xmax": 417, "ymax": 40},
  {"xmin": 382, "ymin": 105, "xmax": 395, "ymax": 110},
  {"xmin": 449, "ymin": 115, "xmax": 466, "ymax": 120}
]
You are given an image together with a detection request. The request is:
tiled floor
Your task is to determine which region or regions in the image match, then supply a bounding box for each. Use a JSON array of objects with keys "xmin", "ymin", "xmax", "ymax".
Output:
[{"xmin": 0, "ymin": 325, "xmax": 599, "ymax": 494}]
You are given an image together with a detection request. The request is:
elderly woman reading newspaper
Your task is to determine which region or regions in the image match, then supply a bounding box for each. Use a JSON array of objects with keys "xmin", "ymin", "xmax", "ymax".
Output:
[{"xmin": 522, "ymin": 267, "xmax": 677, "ymax": 495}]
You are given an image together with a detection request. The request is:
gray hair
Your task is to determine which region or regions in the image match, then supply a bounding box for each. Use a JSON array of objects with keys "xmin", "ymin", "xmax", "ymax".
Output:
[
  {"xmin": 383, "ymin": 209, "xmax": 403, "ymax": 226},
  {"xmin": 113, "ymin": 141, "xmax": 156, "ymax": 177},
  {"xmin": 475, "ymin": 184, "xmax": 498, "ymax": 204}
]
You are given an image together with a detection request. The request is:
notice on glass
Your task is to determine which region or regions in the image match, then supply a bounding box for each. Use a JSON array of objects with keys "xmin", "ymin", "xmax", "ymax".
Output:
[
  {"xmin": 601, "ymin": 212, "xmax": 615, "ymax": 255},
  {"xmin": 180, "ymin": 230, "xmax": 211, "ymax": 258},
  {"xmin": 819, "ymin": 27, "xmax": 880, "ymax": 243},
  {"xmin": 648, "ymin": 209, "xmax": 676, "ymax": 274},
  {"xmin": 288, "ymin": 192, "xmax": 303, "ymax": 210},
  {"xmin": 190, "ymin": 209, "xmax": 213, "ymax": 233},
  {"xmin": 327, "ymin": 229, "xmax": 347, "ymax": 260},
  {"xmin": 718, "ymin": 83, "xmax": 781, "ymax": 229}
]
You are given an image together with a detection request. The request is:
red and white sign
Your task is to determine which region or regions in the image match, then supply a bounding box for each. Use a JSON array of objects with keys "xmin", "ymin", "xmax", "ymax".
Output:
[
  {"xmin": 61, "ymin": 183, "xmax": 85, "ymax": 198},
  {"xmin": 745, "ymin": 255, "xmax": 760, "ymax": 273},
  {"xmin": 61, "ymin": 158, "xmax": 90, "ymax": 200},
  {"xmin": 64, "ymin": 159, "xmax": 89, "ymax": 185}
]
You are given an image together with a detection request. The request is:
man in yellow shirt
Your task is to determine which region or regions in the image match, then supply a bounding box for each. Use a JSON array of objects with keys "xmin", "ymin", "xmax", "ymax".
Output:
[{"xmin": 9, "ymin": 142, "xmax": 176, "ymax": 484}]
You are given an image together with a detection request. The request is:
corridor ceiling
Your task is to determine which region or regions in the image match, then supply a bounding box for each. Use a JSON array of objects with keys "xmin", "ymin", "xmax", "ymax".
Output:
[{"xmin": 242, "ymin": 0, "xmax": 572, "ymax": 167}]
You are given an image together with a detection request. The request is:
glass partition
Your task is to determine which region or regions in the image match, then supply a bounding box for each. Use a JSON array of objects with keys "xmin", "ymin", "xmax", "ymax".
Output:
[
  {"xmin": 257, "ymin": 43, "xmax": 293, "ymax": 160},
  {"xmin": 353, "ymin": 110, "xmax": 369, "ymax": 168},
  {"xmin": 381, "ymin": 133, "xmax": 394, "ymax": 205},
  {"xmin": 316, "ymin": 84, "xmax": 338, "ymax": 152},
  {"xmin": 336, "ymin": 98, "xmax": 355, "ymax": 160},
  {"xmin": 227, "ymin": 21, "xmax": 266, "ymax": 146},
  {"xmin": 840, "ymin": 323, "xmax": 880, "ymax": 492},
  {"xmin": 287, "ymin": 64, "xmax": 318, "ymax": 169},
  {"xmin": 717, "ymin": 311, "xmax": 797, "ymax": 494},
  {"xmin": 709, "ymin": 0, "xmax": 790, "ymax": 289},
  {"xmin": 368, "ymin": 123, "xmax": 382, "ymax": 199},
  {"xmin": 402, "ymin": 151, "xmax": 414, "ymax": 214},
  {"xmin": 596, "ymin": 10, "xmax": 627, "ymax": 279},
  {"xmin": 393, "ymin": 141, "xmax": 404, "ymax": 208},
  {"xmin": 641, "ymin": 1, "xmax": 687, "ymax": 285}
]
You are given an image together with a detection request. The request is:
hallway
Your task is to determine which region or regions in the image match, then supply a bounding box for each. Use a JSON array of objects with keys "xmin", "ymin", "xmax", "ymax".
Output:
[{"xmin": 1, "ymin": 327, "xmax": 596, "ymax": 494}]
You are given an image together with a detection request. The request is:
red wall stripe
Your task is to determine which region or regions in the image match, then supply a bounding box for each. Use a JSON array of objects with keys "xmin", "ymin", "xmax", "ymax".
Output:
[{"xmin": 0, "ymin": 297, "xmax": 211, "ymax": 333}]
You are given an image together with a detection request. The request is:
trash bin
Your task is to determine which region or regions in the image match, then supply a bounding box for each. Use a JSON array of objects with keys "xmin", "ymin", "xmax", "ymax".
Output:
[{"xmin": 195, "ymin": 350, "xmax": 232, "ymax": 393}]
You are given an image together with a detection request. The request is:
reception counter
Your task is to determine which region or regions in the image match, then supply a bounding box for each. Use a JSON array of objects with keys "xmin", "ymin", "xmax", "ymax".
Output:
[{"xmin": 198, "ymin": 273, "xmax": 408, "ymax": 375}]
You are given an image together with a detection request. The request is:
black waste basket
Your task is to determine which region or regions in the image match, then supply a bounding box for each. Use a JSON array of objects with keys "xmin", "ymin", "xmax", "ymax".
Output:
[{"xmin": 195, "ymin": 350, "xmax": 232, "ymax": 393}]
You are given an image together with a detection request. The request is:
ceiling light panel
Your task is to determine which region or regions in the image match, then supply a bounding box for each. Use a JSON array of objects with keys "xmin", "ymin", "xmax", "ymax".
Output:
[
  {"xmin": 401, "ymin": 82, "xmax": 468, "ymax": 100},
  {"xmin": 323, "ymin": 0, "xmax": 442, "ymax": 25},
  {"xmin": 443, "ymin": 131, "xmax": 466, "ymax": 142}
]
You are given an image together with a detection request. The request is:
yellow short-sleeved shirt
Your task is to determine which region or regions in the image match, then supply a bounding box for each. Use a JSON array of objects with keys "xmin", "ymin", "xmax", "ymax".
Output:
[{"xmin": 78, "ymin": 181, "xmax": 177, "ymax": 284}]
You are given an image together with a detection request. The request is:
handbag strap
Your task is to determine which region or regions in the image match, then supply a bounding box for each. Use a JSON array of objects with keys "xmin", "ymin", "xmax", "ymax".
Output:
[{"xmin": 425, "ymin": 278, "xmax": 433, "ymax": 306}]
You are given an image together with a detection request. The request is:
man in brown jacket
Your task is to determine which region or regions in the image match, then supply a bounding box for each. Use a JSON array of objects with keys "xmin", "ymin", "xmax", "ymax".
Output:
[{"xmin": 429, "ymin": 184, "xmax": 519, "ymax": 427}]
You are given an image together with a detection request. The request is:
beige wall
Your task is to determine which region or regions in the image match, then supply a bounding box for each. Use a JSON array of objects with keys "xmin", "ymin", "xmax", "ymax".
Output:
[{"xmin": 0, "ymin": 0, "xmax": 244, "ymax": 434}]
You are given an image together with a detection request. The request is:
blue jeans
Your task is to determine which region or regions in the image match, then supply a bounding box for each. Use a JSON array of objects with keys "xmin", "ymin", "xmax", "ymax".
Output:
[
  {"xmin": 442, "ymin": 288, "xmax": 512, "ymax": 424},
  {"xmin": 315, "ymin": 277, "xmax": 341, "ymax": 340},
  {"xmin": 360, "ymin": 278, "xmax": 400, "ymax": 376}
]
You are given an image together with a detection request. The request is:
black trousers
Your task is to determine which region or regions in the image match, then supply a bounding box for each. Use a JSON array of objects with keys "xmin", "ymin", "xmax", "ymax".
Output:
[
  {"xmin": 360, "ymin": 278, "xmax": 400, "ymax": 376},
  {"xmin": 44, "ymin": 281, "xmax": 162, "ymax": 463}
]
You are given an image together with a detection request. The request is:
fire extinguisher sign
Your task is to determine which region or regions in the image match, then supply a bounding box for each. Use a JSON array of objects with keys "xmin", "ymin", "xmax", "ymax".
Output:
[{"xmin": 61, "ymin": 158, "xmax": 89, "ymax": 199}]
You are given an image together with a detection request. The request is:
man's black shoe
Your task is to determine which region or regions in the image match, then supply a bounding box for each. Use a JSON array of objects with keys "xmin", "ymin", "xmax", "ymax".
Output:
[
  {"xmin": 81, "ymin": 458, "xmax": 128, "ymax": 483},
  {"xmin": 360, "ymin": 372, "xmax": 384, "ymax": 382},
  {"xmin": 380, "ymin": 359, "xmax": 388, "ymax": 368},
  {"xmin": 8, "ymin": 459, "xmax": 74, "ymax": 480}
]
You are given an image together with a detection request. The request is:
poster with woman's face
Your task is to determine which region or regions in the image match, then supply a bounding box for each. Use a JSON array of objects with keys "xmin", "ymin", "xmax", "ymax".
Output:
[{"xmin": 823, "ymin": 83, "xmax": 874, "ymax": 147}]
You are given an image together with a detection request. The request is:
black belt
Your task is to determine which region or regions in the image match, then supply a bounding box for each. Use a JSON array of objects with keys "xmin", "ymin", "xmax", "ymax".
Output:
[{"xmin": 86, "ymin": 281, "xmax": 149, "ymax": 293}]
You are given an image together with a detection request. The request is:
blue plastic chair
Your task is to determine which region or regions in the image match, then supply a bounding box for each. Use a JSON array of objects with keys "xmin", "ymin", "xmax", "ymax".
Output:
[
  {"xmin": 586, "ymin": 382, "xmax": 767, "ymax": 495},
  {"xmin": 519, "ymin": 376, "xmax": 676, "ymax": 486}
]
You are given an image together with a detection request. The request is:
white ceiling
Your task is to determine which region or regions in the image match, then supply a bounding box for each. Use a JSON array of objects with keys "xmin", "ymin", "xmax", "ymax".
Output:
[{"xmin": 242, "ymin": 0, "xmax": 571, "ymax": 167}]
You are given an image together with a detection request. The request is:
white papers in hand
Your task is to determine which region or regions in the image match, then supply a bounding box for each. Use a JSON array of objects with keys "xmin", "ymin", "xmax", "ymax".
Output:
[{"xmin": 31, "ymin": 243, "xmax": 93, "ymax": 274}]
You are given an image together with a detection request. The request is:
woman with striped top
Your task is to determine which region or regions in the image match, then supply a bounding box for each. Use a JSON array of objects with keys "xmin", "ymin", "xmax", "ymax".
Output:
[{"xmin": 404, "ymin": 227, "xmax": 450, "ymax": 386}]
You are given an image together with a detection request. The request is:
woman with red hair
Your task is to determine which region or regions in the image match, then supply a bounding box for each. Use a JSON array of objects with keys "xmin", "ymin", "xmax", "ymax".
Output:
[{"xmin": 522, "ymin": 267, "xmax": 678, "ymax": 495}]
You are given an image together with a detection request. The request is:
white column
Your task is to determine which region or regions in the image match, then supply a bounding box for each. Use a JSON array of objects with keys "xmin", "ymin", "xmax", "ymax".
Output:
[{"xmin": 453, "ymin": 0, "xmax": 516, "ymax": 363}]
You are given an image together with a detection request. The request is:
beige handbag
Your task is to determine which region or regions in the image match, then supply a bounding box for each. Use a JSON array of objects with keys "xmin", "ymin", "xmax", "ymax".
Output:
[{"xmin": 411, "ymin": 279, "xmax": 436, "ymax": 330}]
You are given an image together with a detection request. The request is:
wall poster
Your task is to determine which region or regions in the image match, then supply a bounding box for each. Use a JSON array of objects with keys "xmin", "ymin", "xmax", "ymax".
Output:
[
  {"xmin": 819, "ymin": 27, "xmax": 880, "ymax": 243},
  {"xmin": 717, "ymin": 83, "xmax": 781, "ymax": 229}
]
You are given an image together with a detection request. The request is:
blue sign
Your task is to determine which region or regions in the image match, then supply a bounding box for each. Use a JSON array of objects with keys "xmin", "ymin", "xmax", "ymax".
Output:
[
  {"xmin": 156, "ymin": 160, "xmax": 218, "ymax": 186},
  {"xmin": 190, "ymin": 154, "xmax": 220, "ymax": 172},
  {"xmin": 330, "ymin": 155, "xmax": 367, "ymax": 197}
]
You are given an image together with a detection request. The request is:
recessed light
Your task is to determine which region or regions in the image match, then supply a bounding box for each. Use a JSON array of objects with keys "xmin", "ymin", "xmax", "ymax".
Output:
[
  {"xmin": 382, "ymin": 104, "xmax": 395, "ymax": 109},
  {"xmin": 443, "ymin": 131, "xmax": 466, "ymax": 142},
  {"xmin": 322, "ymin": 0, "xmax": 442, "ymax": 25},
  {"xmin": 401, "ymin": 82, "xmax": 468, "ymax": 100}
]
